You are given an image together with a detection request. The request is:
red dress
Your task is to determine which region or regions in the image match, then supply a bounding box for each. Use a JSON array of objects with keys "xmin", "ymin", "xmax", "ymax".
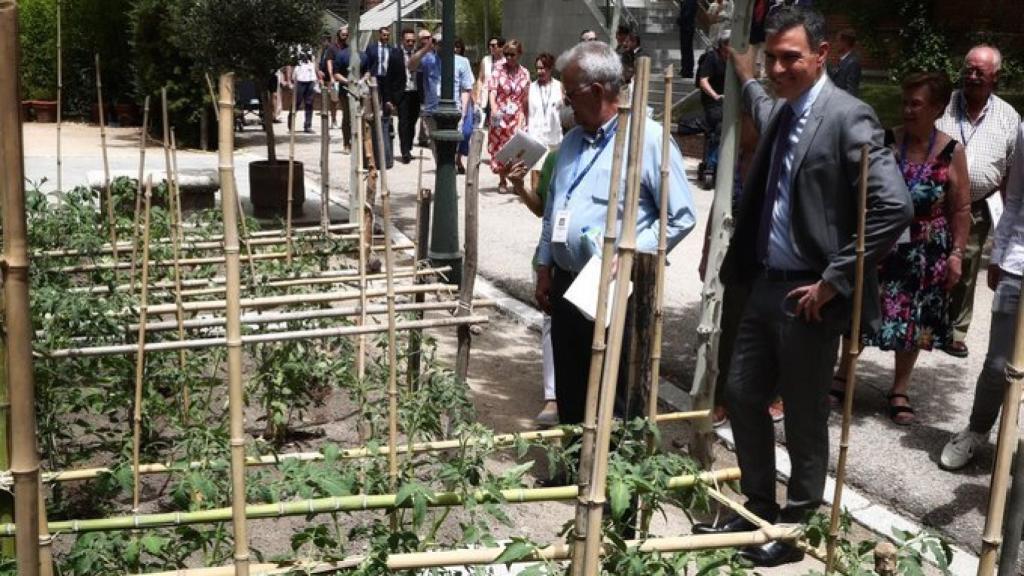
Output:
[{"xmin": 487, "ymin": 61, "xmax": 530, "ymax": 172}]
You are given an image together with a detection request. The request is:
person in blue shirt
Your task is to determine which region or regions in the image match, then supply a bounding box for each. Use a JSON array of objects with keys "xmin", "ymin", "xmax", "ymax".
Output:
[
  {"xmin": 407, "ymin": 29, "xmax": 442, "ymax": 161},
  {"xmin": 534, "ymin": 40, "xmax": 696, "ymax": 430}
]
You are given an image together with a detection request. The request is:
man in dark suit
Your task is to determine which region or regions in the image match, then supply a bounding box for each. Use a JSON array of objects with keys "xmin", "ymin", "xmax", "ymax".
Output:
[
  {"xmin": 691, "ymin": 7, "xmax": 911, "ymax": 567},
  {"xmin": 396, "ymin": 28, "xmax": 420, "ymax": 164},
  {"xmin": 362, "ymin": 26, "xmax": 405, "ymax": 168},
  {"xmin": 829, "ymin": 29, "xmax": 862, "ymax": 96},
  {"xmin": 676, "ymin": 0, "xmax": 698, "ymax": 77}
]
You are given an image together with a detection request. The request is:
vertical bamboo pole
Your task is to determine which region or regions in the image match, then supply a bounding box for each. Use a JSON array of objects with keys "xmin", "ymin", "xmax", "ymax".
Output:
[
  {"xmin": 130, "ymin": 177, "xmax": 154, "ymax": 511},
  {"xmin": 218, "ymin": 72, "xmax": 251, "ymax": 576},
  {"xmin": 997, "ymin": 437, "xmax": 1024, "ymax": 576},
  {"xmin": 407, "ymin": 151, "xmax": 431, "ymax": 389},
  {"xmin": 688, "ymin": 0, "xmax": 753, "ymax": 467},
  {"xmin": 455, "ymin": 129, "xmax": 484, "ymax": 383},
  {"xmin": 369, "ymin": 80, "xmax": 400, "ymax": 529},
  {"xmin": 129, "ymin": 96, "xmax": 150, "ymax": 293},
  {"xmin": 170, "ymin": 130, "xmax": 190, "ymax": 417},
  {"xmin": 0, "ymin": 2, "xmax": 42, "ymax": 570},
  {"xmin": 826, "ymin": 145, "xmax": 869, "ymax": 574},
  {"xmin": 0, "ymin": 203, "xmax": 11, "ymax": 563},
  {"xmin": 640, "ymin": 65, "xmax": 673, "ymax": 536},
  {"xmin": 569, "ymin": 95, "xmax": 632, "ymax": 576},
  {"xmin": 95, "ymin": 54, "xmax": 118, "ymax": 271},
  {"xmin": 320, "ymin": 82, "xmax": 330, "ymax": 234},
  {"xmin": 579, "ymin": 56, "xmax": 650, "ymax": 576},
  {"xmin": 285, "ymin": 80, "xmax": 298, "ymax": 264},
  {"xmin": 55, "ymin": 0, "xmax": 62, "ymax": 198},
  {"xmin": 977, "ymin": 278, "xmax": 1024, "ymax": 576}
]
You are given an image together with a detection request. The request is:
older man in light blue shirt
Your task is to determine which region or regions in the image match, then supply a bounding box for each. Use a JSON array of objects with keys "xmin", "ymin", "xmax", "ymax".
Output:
[{"xmin": 534, "ymin": 40, "xmax": 696, "ymax": 431}]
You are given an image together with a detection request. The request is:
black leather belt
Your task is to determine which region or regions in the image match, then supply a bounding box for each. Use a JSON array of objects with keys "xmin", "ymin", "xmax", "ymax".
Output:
[{"xmin": 761, "ymin": 268, "xmax": 819, "ymax": 282}]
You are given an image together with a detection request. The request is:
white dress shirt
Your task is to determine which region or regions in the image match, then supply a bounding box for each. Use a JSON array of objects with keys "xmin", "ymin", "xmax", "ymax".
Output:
[
  {"xmin": 527, "ymin": 78, "xmax": 564, "ymax": 148},
  {"xmin": 991, "ymin": 123, "xmax": 1024, "ymax": 276}
]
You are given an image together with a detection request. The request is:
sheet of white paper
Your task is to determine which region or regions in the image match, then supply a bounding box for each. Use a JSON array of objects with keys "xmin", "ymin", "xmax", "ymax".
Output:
[
  {"xmin": 987, "ymin": 193, "xmax": 1004, "ymax": 229},
  {"xmin": 494, "ymin": 130, "xmax": 548, "ymax": 171},
  {"xmin": 563, "ymin": 256, "xmax": 634, "ymax": 328}
]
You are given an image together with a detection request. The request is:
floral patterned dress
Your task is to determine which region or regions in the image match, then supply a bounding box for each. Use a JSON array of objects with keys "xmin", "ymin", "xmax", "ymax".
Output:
[
  {"xmin": 487, "ymin": 61, "xmax": 530, "ymax": 173},
  {"xmin": 865, "ymin": 134, "xmax": 958, "ymax": 351}
]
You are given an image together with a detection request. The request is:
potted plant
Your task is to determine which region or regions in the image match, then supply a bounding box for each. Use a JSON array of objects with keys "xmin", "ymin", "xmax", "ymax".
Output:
[{"xmin": 182, "ymin": 0, "xmax": 325, "ymax": 217}]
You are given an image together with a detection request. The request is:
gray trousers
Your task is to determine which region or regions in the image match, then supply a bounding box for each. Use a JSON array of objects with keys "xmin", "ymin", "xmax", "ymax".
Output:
[
  {"xmin": 969, "ymin": 272, "xmax": 1022, "ymax": 434},
  {"xmin": 726, "ymin": 276, "xmax": 848, "ymax": 523}
]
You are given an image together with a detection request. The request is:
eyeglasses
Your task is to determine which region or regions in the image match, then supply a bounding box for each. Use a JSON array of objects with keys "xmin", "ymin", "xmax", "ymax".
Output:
[{"xmin": 563, "ymin": 83, "xmax": 594, "ymax": 103}]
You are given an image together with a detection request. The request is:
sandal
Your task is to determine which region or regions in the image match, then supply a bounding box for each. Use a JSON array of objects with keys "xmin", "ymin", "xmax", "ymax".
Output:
[
  {"xmin": 886, "ymin": 393, "xmax": 916, "ymax": 425},
  {"xmin": 828, "ymin": 376, "xmax": 846, "ymax": 410}
]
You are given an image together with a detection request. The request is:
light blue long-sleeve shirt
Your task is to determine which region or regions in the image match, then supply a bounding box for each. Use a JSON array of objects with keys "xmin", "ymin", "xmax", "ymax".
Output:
[{"xmin": 537, "ymin": 114, "xmax": 697, "ymax": 272}]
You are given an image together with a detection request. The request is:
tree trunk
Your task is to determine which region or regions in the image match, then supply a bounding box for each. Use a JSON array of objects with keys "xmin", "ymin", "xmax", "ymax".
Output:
[{"xmin": 262, "ymin": 90, "xmax": 277, "ymax": 164}]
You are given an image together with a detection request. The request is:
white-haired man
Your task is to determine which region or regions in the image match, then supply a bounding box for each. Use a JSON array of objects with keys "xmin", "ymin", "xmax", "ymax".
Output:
[
  {"xmin": 935, "ymin": 44, "xmax": 1020, "ymax": 360},
  {"xmin": 535, "ymin": 41, "xmax": 696, "ymax": 433}
]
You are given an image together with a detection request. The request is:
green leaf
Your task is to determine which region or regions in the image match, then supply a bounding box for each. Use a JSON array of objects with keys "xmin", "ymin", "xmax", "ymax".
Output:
[
  {"xmin": 609, "ymin": 478, "xmax": 631, "ymax": 519},
  {"xmin": 493, "ymin": 539, "xmax": 536, "ymax": 566}
]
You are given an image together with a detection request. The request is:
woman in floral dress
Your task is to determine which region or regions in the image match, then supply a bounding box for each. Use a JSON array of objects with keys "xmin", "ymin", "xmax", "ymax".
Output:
[
  {"xmin": 832, "ymin": 72, "xmax": 969, "ymax": 424},
  {"xmin": 488, "ymin": 39, "xmax": 530, "ymax": 194}
]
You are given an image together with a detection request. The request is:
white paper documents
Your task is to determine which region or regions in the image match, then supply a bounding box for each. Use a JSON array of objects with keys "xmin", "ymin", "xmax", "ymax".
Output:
[
  {"xmin": 494, "ymin": 130, "xmax": 548, "ymax": 171},
  {"xmin": 563, "ymin": 256, "xmax": 634, "ymax": 328}
]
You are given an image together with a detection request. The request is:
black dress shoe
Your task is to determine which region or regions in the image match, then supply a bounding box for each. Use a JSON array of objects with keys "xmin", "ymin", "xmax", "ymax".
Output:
[
  {"xmin": 739, "ymin": 541, "xmax": 804, "ymax": 567},
  {"xmin": 691, "ymin": 515, "xmax": 757, "ymax": 534}
]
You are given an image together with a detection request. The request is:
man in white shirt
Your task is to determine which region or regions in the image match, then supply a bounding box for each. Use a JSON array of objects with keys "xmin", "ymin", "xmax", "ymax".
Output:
[
  {"xmin": 935, "ymin": 44, "xmax": 1020, "ymax": 359},
  {"xmin": 285, "ymin": 45, "xmax": 318, "ymax": 133},
  {"xmin": 941, "ymin": 121, "xmax": 1024, "ymax": 470},
  {"xmin": 397, "ymin": 28, "xmax": 420, "ymax": 164}
]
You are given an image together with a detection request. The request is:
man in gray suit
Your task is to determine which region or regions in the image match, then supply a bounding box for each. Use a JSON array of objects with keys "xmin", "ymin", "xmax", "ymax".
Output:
[
  {"xmin": 829, "ymin": 29, "xmax": 862, "ymax": 96},
  {"xmin": 691, "ymin": 7, "xmax": 912, "ymax": 567}
]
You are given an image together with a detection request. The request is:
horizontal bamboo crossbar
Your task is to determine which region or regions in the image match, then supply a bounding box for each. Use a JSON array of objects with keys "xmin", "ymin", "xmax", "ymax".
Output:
[
  {"xmin": 68, "ymin": 264, "xmax": 448, "ymax": 295},
  {"xmin": 41, "ymin": 232, "xmax": 390, "ymax": 259},
  {"xmin": 54, "ymin": 240, "xmax": 413, "ymax": 273},
  {"xmin": 46, "ymin": 314, "xmax": 489, "ymax": 358},
  {"xmin": 5, "ymin": 410, "xmax": 710, "ymax": 485},
  {"xmin": 0, "ymin": 469, "xmax": 740, "ymax": 536},
  {"xmin": 134, "ymin": 523, "xmax": 796, "ymax": 575},
  {"xmin": 35, "ymin": 222, "xmax": 360, "ymax": 258}
]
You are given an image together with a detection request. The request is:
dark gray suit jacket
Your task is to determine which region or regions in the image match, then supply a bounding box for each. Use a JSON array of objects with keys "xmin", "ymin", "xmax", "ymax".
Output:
[
  {"xmin": 721, "ymin": 77, "xmax": 912, "ymax": 330},
  {"xmin": 830, "ymin": 52, "xmax": 862, "ymax": 97}
]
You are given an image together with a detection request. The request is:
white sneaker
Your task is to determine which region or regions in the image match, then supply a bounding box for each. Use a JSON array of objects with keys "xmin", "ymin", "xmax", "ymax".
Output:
[
  {"xmin": 535, "ymin": 401, "xmax": 559, "ymax": 428},
  {"xmin": 940, "ymin": 429, "xmax": 986, "ymax": 470}
]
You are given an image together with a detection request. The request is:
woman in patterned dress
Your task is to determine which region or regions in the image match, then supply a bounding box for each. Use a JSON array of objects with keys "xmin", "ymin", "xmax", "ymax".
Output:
[
  {"xmin": 488, "ymin": 39, "xmax": 530, "ymax": 194},
  {"xmin": 832, "ymin": 72, "xmax": 970, "ymax": 424}
]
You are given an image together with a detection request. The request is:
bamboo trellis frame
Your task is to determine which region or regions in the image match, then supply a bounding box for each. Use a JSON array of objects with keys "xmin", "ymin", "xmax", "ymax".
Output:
[
  {"xmin": 3, "ymin": 410, "xmax": 709, "ymax": 486},
  {"xmin": 0, "ymin": 469, "xmax": 740, "ymax": 537},
  {"xmin": 128, "ymin": 95, "xmax": 151, "ymax": 292},
  {"xmin": 94, "ymin": 53, "xmax": 118, "ymax": 270},
  {"xmin": 130, "ymin": 177, "xmax": 154, "ymax": 510}
]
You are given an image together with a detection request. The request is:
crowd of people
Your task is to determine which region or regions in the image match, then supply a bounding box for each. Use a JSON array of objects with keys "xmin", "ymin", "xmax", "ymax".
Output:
[{"xmin": 274, "ymin": 6, "xmax": 1024, "ymax": 565}]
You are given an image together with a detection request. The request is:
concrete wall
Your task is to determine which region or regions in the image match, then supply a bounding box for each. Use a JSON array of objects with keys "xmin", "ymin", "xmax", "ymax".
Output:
[{"xmin": 502, "ymin": 0, "xmax": 609, "ymax": 73}]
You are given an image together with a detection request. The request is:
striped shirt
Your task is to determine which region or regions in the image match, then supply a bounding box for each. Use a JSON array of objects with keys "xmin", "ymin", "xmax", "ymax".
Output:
[{"xmin": 936, "ymin": 91, "xmax": 1020, "ymax": 202}]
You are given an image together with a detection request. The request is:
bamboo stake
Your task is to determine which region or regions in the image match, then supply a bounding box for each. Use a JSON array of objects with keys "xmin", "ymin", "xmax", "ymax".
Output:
[
  {"xmin": 55, "ymin": 248, "xmax": 418, "ymax": 274},
  {"xmin": 579, "ymin": 56, "xmax": 651, "ymax": 576},
  {"xmin": 134, "ymin": 520, "xmax": 791, "ymax": 576},
  {"xmin": 169, "ymin": 129, "xmax": 190, "ymax": 417},
  {"xmin": 218, "ymin": 72, "xmax": 251, "ymax": 576},
  {"xmin": 369, "ymin": 80, "xmax": 400, "ymax": 529},
  {"xmin": 47, "ymin": 314, "xmax": 488, "ymax": 359},
  {"xmin": 130, "ymin": 178, "xmax": 154, "ymax": 511},
  {"xmin": 55, "ymin": 0, "xmax": 62, "ymax": 198},
  {"xmin": 407, "ymin": 184, "xmax": 432, "ymax": 389},
  {"xmin": 319, "ymin": 80, "xmax": 330, "ymax": 234},
  {"xmin": 977, "ymin": 285, "xmax": 1024, "ymax": 574},
  {"xmin": 128, "ymin": 96, "xmax": 150, "ymax": 293},
  {"xmin": 354, "ymin": 158, "xmax": 368, "ymax": 383},
  {"xmin": 285, "ymin": 78, "xmax": 298, "ymax": 265},
  {"xmin": 95, "ymin": 53, "xmax": 118, "ymax": 271},
  {"xmin": 0, "ymin": 469, "xmax": 738, "ymax": 537},
  {"xmin": 455, "ymin": 128, "xmax": 485, "ymax": 383},
  {"xmin": 0, "ymin": 1, "xmax": 42, "ymax": 568},
  {"xmin": 640, "ymin": 65, "xmax": 674, "ymax": 536},
  {"xmin": 570, "ymin": 93, "xmax": 632, "ymax": 575},
  {"xmin": 826, "ymin": 145, "xmax": 869, "ymax": 573},
  {"xmin": 16, "ymin": 411, "xmax": 710, "ymax": 486},
  {"xmin": 0, "ymin": 184, "xmax": 11, "ymax": 562}
]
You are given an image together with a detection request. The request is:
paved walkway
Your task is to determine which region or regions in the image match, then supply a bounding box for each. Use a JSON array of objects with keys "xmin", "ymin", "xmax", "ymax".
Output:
[{"xmin": 22, "ymin": 119, "xmax": 1021, "ymax": 573}]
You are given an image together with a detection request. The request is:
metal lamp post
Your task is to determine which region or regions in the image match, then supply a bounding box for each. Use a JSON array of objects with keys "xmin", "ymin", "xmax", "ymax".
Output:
[{"xmin": 428, "ymin": 0, "xmax": 463, "ymax": 284}]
